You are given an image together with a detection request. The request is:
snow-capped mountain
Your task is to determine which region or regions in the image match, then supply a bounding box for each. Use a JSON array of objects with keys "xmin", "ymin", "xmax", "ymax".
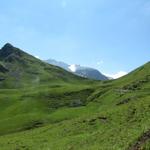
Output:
[
  {"xmin": 46, "ymin": 59, "xmax": 109, "ymax": 80},
  {"xmin": 68, "ymin": 64, "xmax": 80, "ymax": 72}
]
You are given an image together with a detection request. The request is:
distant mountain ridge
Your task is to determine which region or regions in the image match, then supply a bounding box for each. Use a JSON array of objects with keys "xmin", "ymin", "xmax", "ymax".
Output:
[
  {"xmin": 46, "ymin": 59, "xmax": 109, "ymax": 80},
  {"xmin": 46, "ymin": 59, "xmax": 69, "ymax": 71}
]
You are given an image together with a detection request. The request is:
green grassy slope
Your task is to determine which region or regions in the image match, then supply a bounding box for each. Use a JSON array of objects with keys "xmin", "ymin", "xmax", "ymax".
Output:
[
  {"xmin": 0, "ymin": 43, "xmax": 90, "ymax": 88},
  {"xmin": 0, "ymin": 43, "xmax": 98, "ymax": 135},
  {"xmin": 0, "ymin": 84, "xmax": 97, "ymax": 136},
  {"xmin": 0, "ymin": 44, "xmax": 149, "ymax": 150}
]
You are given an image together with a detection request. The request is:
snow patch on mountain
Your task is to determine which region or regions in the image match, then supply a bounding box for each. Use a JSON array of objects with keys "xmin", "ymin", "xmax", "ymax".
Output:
[{"xmin": 68, "ymin": 64, "xmax": 80, "ymax": 72}]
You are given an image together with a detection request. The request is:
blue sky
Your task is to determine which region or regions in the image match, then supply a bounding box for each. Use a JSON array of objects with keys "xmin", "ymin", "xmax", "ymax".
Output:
[{"xmin": 0, "ymin": 0, "xmax": 149, "ymax": 77}]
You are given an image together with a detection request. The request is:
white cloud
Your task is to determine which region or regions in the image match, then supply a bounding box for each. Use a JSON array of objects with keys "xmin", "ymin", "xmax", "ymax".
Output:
[
  {"xmin": 35, "ymin": 55, "xmax": 40, "ymax": 59},
  {"xmin": 104, "ymin": 71, "xmax": 128, "ymax": 79},
  {"xmin": 97, "ymin": 60, "xmax": 104, "ymax": 65}
]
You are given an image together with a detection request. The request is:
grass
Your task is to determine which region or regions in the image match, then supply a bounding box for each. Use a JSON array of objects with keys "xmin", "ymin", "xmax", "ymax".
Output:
[
  {"xmin": 0, "ymin": 67, "xmax": 149, "ymax": 150},
  {"xmin": 0, "ymin": 93, "xmax": 150, "ymax": 150},
  {"xmin": 0, "ymin": 44, "xmax": 150, "ymax": 149}
]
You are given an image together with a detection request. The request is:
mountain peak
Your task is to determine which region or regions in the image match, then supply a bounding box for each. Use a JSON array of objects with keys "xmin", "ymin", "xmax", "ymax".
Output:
[
  {"xmin": 2, "ymin": 43, "xmax": 14, "ymax": 49},
  {"xmin": 0, "ymin": 43, "xmax": 15, "ymax": 57},
  {"xmin": 0, "ymin": 43, "xmax": 23, "ymax": 60}
]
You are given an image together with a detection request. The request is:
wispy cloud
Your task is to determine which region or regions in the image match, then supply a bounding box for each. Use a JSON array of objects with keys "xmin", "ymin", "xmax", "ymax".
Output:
[
  {"xmin": 104, "ymin": 71, "xmax": 128, "ymax": 79},
  {"xmin": 97, "ymin": 60, "xmax": 104, "ymax": 65},
  {"xmin": 35, "ymin": 55, "xmax": 40, "ymax": 59}
]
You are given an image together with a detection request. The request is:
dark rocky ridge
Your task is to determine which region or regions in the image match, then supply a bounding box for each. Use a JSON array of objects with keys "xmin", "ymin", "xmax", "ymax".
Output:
[{"xmin": 0, "ymin": 43, "xmax": 21, "ymax": 59}]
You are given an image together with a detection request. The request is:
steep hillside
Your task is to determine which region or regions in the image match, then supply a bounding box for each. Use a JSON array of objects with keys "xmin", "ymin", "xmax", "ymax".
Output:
[
  {"xmin": 0, "ymin": 45, "xmax": 149, "ymax": 150},
  {"xmin": 0, "ymin": 43, "xmax": 98, "ymax": 135},
  {"xmin": 113, "ymin": 61, "xmax": 150, "ymax": 86},
  {"xmin": 0, "ymin": 43, "xmax": 87, "ymax": 88}
]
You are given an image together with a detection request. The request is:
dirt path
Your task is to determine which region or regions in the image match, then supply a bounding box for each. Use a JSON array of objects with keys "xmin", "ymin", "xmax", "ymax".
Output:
[{"xmin": 128, "ymin": 129, "xmax": 150, "ymax": 150}]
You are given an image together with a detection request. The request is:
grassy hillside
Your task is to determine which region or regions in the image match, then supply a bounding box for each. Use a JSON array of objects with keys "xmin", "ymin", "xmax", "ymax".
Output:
[
  {"xmin": 0, "ymin": 43, "xmax": 90, "ymax": 88},
  {"xmin": 0, "ymin": 44, "xmax": 149, "ymax": 150},
  {"xmin": 0, "ymin": 43, "xmax": 98, "ymax": 135}
]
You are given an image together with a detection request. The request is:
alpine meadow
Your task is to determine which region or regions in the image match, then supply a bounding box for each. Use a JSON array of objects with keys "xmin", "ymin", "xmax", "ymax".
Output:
[
  {"xmin": 0, "ymin": 44, "xmax": 149, "ymax": 150},
  {"xmin": 0, "ymin": 0, "xmax": 150, "ymax": 150}
]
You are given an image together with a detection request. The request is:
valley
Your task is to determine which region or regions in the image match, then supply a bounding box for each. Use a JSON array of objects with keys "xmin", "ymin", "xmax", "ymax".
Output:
[{"xmin": 0, "ymin": 44, "xmax": 149, "ymax": 150}]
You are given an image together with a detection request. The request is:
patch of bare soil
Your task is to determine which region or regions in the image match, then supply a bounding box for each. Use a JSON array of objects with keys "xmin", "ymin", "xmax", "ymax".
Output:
[{"xmin": 128, "ymin": 129, "xmax": 150, "ymax": 150}]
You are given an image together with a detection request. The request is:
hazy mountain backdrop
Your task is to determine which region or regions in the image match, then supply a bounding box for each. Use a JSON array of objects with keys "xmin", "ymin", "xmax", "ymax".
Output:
[{"xmin": 46, "ymin": 59, "xmax": 109, "ymax": 80}]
